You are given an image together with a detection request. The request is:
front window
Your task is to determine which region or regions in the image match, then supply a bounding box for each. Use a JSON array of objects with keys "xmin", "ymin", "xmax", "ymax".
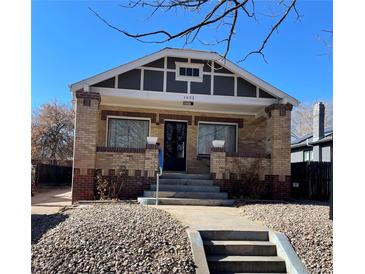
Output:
[
  {"xmin": 107, "ymin": 118, "xmax": 149, "ymax": 148},
  {"xmin": 198, "ymin": 123, "xmax": 236, "ymax": 155},
  {"xmin": 304, "ymin": 150, "xmax": 313, "ymax": 162}
]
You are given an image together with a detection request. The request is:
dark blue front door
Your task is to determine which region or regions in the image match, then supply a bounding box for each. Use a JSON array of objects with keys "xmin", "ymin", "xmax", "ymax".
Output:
[{"xmin": 163, "ymin": 121, "xmax": 187, "ymax": 171}]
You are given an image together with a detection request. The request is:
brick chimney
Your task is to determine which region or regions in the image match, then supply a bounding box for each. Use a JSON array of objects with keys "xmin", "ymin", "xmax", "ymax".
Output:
[{"xmin": 313, "ymin": 102, "xmax": 325, "ymax": 142}]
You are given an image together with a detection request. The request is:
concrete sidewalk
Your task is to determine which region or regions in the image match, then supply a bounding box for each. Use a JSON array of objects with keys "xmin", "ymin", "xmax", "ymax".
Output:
[
  {"xmin": 32, "ymin": 187, "xmax": 72, "ymax": 215},
  {"xmin": 156, "ymin": 205, "xmax": 268, "ymax": 231}
]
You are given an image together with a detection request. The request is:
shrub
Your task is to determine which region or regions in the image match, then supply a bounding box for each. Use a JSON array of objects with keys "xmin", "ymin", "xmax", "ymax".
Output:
[
  {"xmin": 95, "ymin": 166, "xmax": 128, "ymax": 200},
  {"xmin": 231, "ymin": 158, "xmax": 273, "ymax": 199}
]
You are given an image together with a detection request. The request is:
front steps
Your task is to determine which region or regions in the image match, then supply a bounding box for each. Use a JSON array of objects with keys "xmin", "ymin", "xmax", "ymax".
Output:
[
  {"xmin": 144, "ymin": 191, "xmax": 228, "ymax": 199},
  {"xmin": 201, "ymin": 230, "xmax": 287, "ymax": 274},
  {"xmin": 137, "ymin": 173, "xmax": 234, "ymax": 206}
]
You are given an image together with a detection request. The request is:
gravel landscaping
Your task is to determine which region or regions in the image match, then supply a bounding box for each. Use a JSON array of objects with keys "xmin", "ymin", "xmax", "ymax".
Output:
[
  {"xmin": 32, "ymin": 204, "xmax": 195, "ymax": 274},
  {"xmin": 239, "ymin": 202, "xmax": 333, "ymax": 274},
  {"xmin": 32, "ymin": 213, "xmax": 69, "ymax": 244}
]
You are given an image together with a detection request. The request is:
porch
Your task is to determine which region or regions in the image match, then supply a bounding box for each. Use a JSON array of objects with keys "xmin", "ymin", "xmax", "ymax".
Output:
[{"xmin": 71, "ymin": 91, "xmax": 293, "ymax": 203}]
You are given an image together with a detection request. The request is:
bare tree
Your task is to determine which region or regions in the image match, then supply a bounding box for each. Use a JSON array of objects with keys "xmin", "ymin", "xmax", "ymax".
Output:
[
  {"xmin": 317, "ymin": 29, "xmax": 333, "ymax": 57},
  {"xmin": 89, "ymin": 0, "xmax": 301, "ymax": 63},
  {"xmin": 31, "ymin": 101, "xmax": 74, "ymax": 162},
  {"xmin": 291, "ymin": 100, "xmax": 333, "ymax": 139}
]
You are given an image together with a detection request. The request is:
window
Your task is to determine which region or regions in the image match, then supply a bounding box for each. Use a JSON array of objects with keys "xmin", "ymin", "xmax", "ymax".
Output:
[
  {"xmin": 107, "ymin": 118, "xmax": 149, "ymax": 148},
  {"xmin": 304, "ymin": 150, "xmax": 313, "ymax": 162},
  {"xmin": 198, "ymin": 123, "xmax": 236, "ymax": 154},
  {"xmin": 179, "ymin": 67, "xmax": 199, "ymax": 77},
  {"xmin": 175, "ymin": 62, "xmax": 203, "ymax": 82}
]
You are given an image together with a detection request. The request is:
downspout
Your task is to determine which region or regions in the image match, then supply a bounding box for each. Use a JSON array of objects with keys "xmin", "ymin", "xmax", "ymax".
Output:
[{"xmin": 306, "ymin": 139, "xmax": 313, "ymax": 147}]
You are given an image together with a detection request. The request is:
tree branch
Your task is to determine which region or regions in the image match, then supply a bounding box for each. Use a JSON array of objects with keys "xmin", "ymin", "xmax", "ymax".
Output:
[
  {"xmin": 89, "ymin": 0, "xmax": 300, "ymax": 62},
  {"xmin": 240, "ymin": 0, "xmax": 298, "ymax": 63}
]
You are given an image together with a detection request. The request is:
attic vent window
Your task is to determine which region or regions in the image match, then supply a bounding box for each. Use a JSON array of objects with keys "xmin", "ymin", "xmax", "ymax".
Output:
[
  {"xmin": 175, "ymin": 62, "xmax": 204, "ymax": 82},
  {"xmin": 179, "ymin": 67, "xmax": 199, "ymax": 77}
]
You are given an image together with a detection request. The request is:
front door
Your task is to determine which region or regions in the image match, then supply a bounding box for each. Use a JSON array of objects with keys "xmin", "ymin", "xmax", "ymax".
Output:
[{"xmin": 163, "ymin": 121, "xmax": 187, "ymax": 172}]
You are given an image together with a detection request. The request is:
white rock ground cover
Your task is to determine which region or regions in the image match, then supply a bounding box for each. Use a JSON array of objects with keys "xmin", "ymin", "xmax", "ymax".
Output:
[
  {"xmin": 239, "ymin": 202, "xmax": 333, "ymax": 274},
  {"xmin": 32, "ymin": 204, "xmax": 196, "ymax": 274}
]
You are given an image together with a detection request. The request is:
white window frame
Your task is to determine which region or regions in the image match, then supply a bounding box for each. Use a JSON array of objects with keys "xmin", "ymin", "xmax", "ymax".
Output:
[
  {"xmin": 106, "ymin": 116, "xmax": 151, "ymax": 147},
  {"xmin": 175, "ymin": 62, "xmax": 204, "ymax": 82},
  {"xmin": 197, "ymin": 121, "xmax": 238, "ymax": 155}
]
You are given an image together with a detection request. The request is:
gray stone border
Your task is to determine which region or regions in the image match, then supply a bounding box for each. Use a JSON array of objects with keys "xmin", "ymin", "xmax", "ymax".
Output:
[
  {"xmin": 186, "ymin": 229, "xmax": 210, "ymax": 274},
  {"xmin": 269, "ymin": 230, "xmax": 309, "ymax": 274}
]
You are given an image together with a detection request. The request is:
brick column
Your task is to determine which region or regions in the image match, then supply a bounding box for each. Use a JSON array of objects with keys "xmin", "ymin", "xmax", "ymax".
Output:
[
  {"xmin": 144, "ymin": 144, "xmax": 159, "ymax": 177},
  {"xmin": 72, "ymin": 90, "xmax": 100, "ymax": 203},
  {"xmin": 210, "ymin": 147, "xmax": 226, "ymax": 179},
  {"xmin": 265, "ymin": 103, "xmax": 293, "ymax": 200}
]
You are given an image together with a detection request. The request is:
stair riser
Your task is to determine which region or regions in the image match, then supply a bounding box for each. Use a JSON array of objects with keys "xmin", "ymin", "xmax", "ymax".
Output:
[
  {"xmin": 161, "ymin": 174, "xmax": 211, "ymax": 180},
  {"xmin": 200, "ymin": 231, "xmax": 269, "ymax": 241},
  {"xmin": 137, "ymin": 197, "xmax": 235, "ymax": 206},
  {"xmin": 204, "ymin": 244, "xmax": 277, "ymax": 256},
  {"xmin": 159, "ymin": 179, "xmax": 214, "ymax": 186},
  {"xmin": 144, "ymin": 191, "xmax": 228, "ymax": 199},
  {"xmin": 208, "ymin": 261, "xmax": 286, "ymax": 273},
  {"xmin": 150, "ymin": 185, "xmax": 220, "ymax": 192}
]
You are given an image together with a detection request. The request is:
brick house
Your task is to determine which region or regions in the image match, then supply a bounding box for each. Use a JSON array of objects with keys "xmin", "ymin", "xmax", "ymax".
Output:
[{"xmin": 70, "ymin": 48, "xmax": 298, "ymax": 203}]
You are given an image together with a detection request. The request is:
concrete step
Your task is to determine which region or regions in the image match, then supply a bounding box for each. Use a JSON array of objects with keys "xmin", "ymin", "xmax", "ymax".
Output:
[
  {"xmin": 200, "ymin": 230, "xmax": 269, "ymax": 241},
  {"xmin": 137, "ymin": 197, "xmax": 235, "ymax": 206},
  {"xmin": 204, "ymin": 240, "xmax": 277, "ymax": 256},
  {"xmin": 144, "ymin": 191, "xmax": 228, "ymax": 199},
  {"xmin": 159, "ymin": 178, "xmax": 214, "ymax": 186},
  {"xmin": 207, "ymin": 255, "xmax": 286, "ymax": 273},
  {"xmin": 160, "ymin": 173, "xmax": 211, "ymax": 180},
  {"xmin": 150, "ymin": 184, "xmax": 220, "ymax": 192}
]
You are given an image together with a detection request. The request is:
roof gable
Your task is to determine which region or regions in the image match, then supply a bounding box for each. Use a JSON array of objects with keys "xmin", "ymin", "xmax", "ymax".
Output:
[{"xmin": 70, "ymin": 48, "xmax": 298, "ymax": 105}]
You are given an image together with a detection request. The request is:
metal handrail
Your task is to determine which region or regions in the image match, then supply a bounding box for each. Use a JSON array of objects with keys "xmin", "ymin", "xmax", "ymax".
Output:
[{"xmin": 155, "ymin": 167, "xmax": 163, "ymax": 206}]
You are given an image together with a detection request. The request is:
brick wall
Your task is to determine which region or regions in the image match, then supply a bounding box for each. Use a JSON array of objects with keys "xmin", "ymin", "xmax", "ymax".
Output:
[
  {"xmin": 96, "ymin": 105, "xmax": 266, "ymax": 174},
  {"xmin": 97, "ymin": 174, "xmax": 155, "ymax": 199},
  {"xmin": 72, "ymin": 92, "xmax": 160, "ymax": 203},
  {"xmin": 72, "ymin": 168, "xmax": 95, "ymax": 202},
  {"xmin": 210, "ymin": 103, "xmax": 293, "ymax": 200},
  {"xmin": 211, "ymin": 148, "xmax": 272, "ymax": 198},
  {"xmin": 95, "ymin": 146, "xmax": 159, "ymax": 178}
]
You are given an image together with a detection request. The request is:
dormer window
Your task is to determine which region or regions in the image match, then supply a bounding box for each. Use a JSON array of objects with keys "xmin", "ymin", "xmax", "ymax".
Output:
[{"xmin": 175, "ymin": 62, "xmax": 204, "ymax": 82}]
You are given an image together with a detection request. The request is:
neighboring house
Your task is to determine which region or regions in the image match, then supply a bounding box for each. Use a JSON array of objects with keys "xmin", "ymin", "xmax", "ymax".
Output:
[
  {"xmin": 69, "ymin": 48, "xmax": 299, "ymax": 203},
  {"xmin": 291, "ymin": 102, "xmax": 333, "ymax": 163}
]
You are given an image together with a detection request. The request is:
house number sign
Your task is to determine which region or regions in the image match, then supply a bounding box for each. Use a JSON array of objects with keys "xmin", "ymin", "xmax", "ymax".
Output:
[{"xmin": 182, "ymin": 95, "xmax": 194, "ymax": 106}]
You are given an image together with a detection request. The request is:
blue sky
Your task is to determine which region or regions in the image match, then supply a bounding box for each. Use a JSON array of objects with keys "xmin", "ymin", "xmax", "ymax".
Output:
[{"xmin": 32, "ymin": 0, "xmax": 332, "ymax": 109}]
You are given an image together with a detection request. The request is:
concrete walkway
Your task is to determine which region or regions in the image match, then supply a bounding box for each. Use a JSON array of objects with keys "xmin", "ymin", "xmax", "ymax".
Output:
[
  {"xmin": 32, "ymin": 187, "xmax": 72, "ymax": 215},
  {"xmin": 156, "ymin": 205, "xmax": 268, "ymax": 231}
]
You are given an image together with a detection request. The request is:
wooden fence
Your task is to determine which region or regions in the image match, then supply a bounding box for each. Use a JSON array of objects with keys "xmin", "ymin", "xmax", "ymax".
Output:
[
  {"xmin": 291, "ymin": 161, "xmax": 332, "ymax": 201},
  {"xmin": 35, "ymin": 164, "xmax": 72, "ymax": 186}
]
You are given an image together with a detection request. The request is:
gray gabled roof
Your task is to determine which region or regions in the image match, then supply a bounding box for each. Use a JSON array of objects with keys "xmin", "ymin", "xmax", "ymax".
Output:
[
  {"xmin": 291, "ymin": 128, "xmax": 333, "ymax": 148},
  {"xmin": 69, "ymin": 47, "xmax": 299, "ymax": 106}
]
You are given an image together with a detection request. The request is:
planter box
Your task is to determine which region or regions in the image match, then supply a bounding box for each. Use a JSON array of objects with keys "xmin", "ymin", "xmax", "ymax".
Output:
[
  {"xmin": 147, "ymin": 137, "xmax": 158, "ymax": 145},
  {"xmin": 212, "ymin": 140, "xmax": 225, "ymax": 148}
]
